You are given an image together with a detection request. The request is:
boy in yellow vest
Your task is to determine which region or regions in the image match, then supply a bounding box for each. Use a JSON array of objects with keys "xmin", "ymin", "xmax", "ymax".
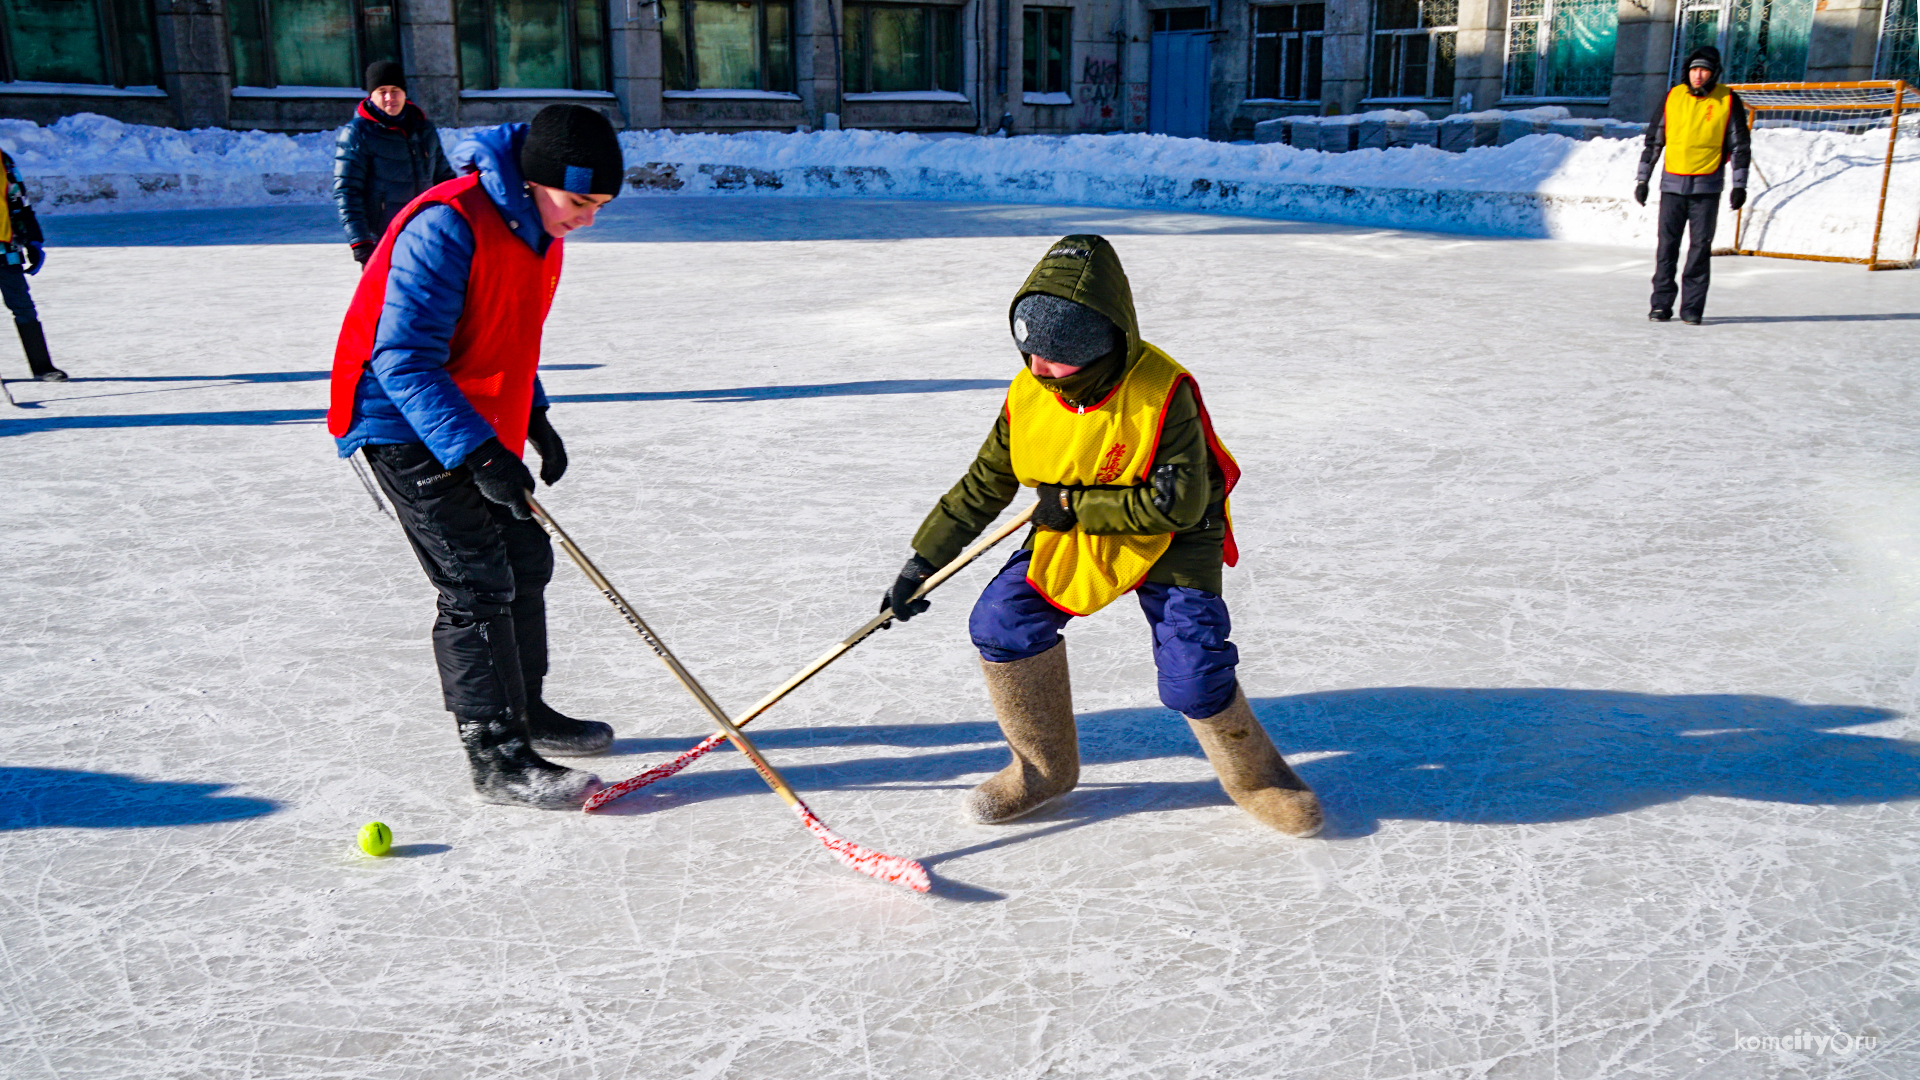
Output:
[
  {"xmin": 1634, "ymin": 45, "xmax": 1750, "ymax": 325},
  {"xmin": 881, "ymin": 235, "xmax": 1322, "ymax": 837}
]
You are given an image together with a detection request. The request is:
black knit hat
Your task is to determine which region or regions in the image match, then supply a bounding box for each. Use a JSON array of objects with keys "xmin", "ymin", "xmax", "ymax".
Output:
[
  {"xmin": 518, "ymin": 105, "xmax": 624, "ymax": 198},
  {"xmin": 365, "ymin": 60, "xmax": 406, "ymax": 92},
  {"xmin": 1011, "ymin": 292, "xmax": 1119, "ymax": 367},
  {"xmin": 1685, "ymin": 45, "xmax": 1722, "ymax": 74}
]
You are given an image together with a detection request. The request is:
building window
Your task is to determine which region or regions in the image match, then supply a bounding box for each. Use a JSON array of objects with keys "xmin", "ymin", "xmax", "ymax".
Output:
[
  {"xmin": 458, "ymin": 0, "xmax": 610, "ymax": 91},
  {"xmin": 660, "ymin": 0, "xmax": 791, "ymax": 92},
  {"xmin": 230, "ymin": 0, "xmax": 399, "ymax": 88},
  {"xmin": 1152, "ymin": 7, "xmax": 1208, "ymax": 31},
  {"xmin": 844, "ymin": 3, "xmax": 961, "ymax": 93},
  {"xmin": 1023, "ymin": 6, "xmax": 1070, "ymax": 95},
  {"xmin": 1669, "ymin": 0, "xmax": 1813, "ymax": 84},
  {"xmin": 1882, "ymin": 0, "xmax": 1920, "ymax": 81},
  {"xmin": 1504, "ymin": 0, "xmax": 1616, "ymax": 98},
  {"xmin": 1372, "ymin": 0, "xmax": 1456, "ymax": 99},
  {"xmin": 0, "ymin": 0, "xmax": 160, "ymax": 86},
  {"xmin": 1251, "ymin": 3, "xmax": 1324, "ymax": 101}
]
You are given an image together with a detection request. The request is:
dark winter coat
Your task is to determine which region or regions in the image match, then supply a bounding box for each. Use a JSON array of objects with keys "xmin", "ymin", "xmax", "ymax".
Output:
[
  {"xmin": 1637, "ymin": 47, "xmax": 1751, "ymax": 196},
  {"xmin": 332, "ymin": 124, "xmax": 550, "ymax": 467},
  {"xmin": 911, "ymin": 235, "xmax": 1230, "ymax": 594},
  {"xmin": 332, "ymin": 100, "xmax": 455, "ymax": 250},
  {"xmin": 1, "ymin": 149, "xmax": 44, "ymax": 251}
]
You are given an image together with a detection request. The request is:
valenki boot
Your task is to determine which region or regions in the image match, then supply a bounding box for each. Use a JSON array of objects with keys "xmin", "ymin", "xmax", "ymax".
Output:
[
  {"xmin": 455, "ymin": 709, "xmax": 602, "ymax": 809},
  {"xmin": 18, "ymin": 320, "xmax": 64, "ymax": 382},
  {"xmin": 1186, "ymin": 686, "xmax": 1323, "ymax": 837},
  {"xmin": 523, "ymin": 678, "xmax": 614, "ymax": 756},
  {"xmin": 963, "ymin": 639, "xmax": 1079, "ymax": 824}
]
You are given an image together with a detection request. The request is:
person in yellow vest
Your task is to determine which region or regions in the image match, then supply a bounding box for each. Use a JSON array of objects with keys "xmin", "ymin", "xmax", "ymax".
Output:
[
  {"xmin": 881, "ymin": 235, "xmax": 1322, "ymax": 837},
  {"xmin": 1634, "ymin": 45, "xmax": 1750, "ymax": 324},
  {"xmin": 0, "ymin": 147, "xmax": 63, "ymax": 381}
]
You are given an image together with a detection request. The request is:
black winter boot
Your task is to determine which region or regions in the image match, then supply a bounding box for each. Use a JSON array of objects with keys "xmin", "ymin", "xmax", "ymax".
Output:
[
  {"xmin": 525, "ymin": 682, "xmax": 614, "ymax": 757},
  {"xmin": 18, "ymin": 320, "xmax": 64, "ymax": 382},
  {"xmin": 455, "ymin": 709, "xmax": 602, "ymax": 808}
]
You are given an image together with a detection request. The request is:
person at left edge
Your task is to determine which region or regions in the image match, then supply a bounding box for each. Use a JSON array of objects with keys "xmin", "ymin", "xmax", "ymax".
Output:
[
  {"xmin": 328, "ymin": 105, "xmax": 622, "ymax": 810},
  {"xmin": 0, "ymin": 145, "xmax": 62, "ymax": 381},
  {"xmin": 332, "ymin": 59, "xmax": 455, "ymax": 268}
]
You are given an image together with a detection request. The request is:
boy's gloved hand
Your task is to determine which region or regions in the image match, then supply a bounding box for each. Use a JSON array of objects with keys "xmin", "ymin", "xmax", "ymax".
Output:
[
  {"xmin": 880, "ymin": 554, "xmax": 937, "ymax": 623},
  {"xmin": 526, "ymin": 406, "xmax": 567, "ymax": 486},
  {"xmin": 1633, "ymin": 181, "xmax": 1649, "ymax": 207},
  {"xmin": 464, "ymin": 437, "xmax": 534, "ymax": 519},
  {"xmin": 24, "ymin": 242, "xmax": 44, "ymax": 275},
  {"xmin": 351, "ymin": 242, "xmax": 373, "ymax": 266},
  {"xmin": 1033, "ymin": 483, "xmax": 1078, "ymax": 532},
  {"xmin": 1728, "ymin": 187, "xmax": 1746, "ymax": 211}
]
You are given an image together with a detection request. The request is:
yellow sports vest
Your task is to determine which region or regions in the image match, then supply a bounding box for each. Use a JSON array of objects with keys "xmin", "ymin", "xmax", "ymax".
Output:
[
  {"xmin": 0, "ymin": 152, "xmax": 15, "ymax": 245},
  {"xmin": 1663, "ymin": 84, "xmax": 1733, "ymax": 176},
  {"xmin": 1006, "ymin": 345, "xmax": 1239, "ymax": 616}
]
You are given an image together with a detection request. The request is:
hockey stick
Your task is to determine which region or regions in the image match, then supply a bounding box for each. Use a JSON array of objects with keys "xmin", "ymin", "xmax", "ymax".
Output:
[
  {"xmin": 527, "ymin": 492, "xmax": 931, "ymax": 893},
  {"xmin": 584, "ymin": 500, "xmax": 1038, "ymax": 811}
]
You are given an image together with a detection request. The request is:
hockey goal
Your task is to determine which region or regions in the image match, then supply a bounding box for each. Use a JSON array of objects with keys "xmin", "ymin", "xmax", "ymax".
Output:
[{"xmin": 1718, "ymin": 80, "xmax": 1920, "ymax": 270}]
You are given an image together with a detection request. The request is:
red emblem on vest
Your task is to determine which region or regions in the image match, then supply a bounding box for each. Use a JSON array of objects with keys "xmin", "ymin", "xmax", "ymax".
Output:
[
  {"xmin": 328, "ymin": 172, "xmax": 564, "ymax": 458},
  {"xmin": 1093, "ymin": 442, "xmax": 1130, "ymax": 484}
]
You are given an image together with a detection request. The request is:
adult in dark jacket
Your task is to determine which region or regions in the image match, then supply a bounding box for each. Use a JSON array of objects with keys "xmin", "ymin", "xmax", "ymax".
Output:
[
  {"xmin": 0, "ymin": 147, "xmax": 61, "ymax": 381},
  {"xmin": 333, "ymin": 60, "xmax": 455, "ymax": 267},
  {"xmin": 1635, "ymin": 45, "xmax": 1751, "ymax": 324},
  {"xmin": 881, "ymin": 235, "xmax": 1322, "ymax": 838},
  {"xmin": 329, "ymin": 106, "xmax": 623, "ymax": 809}
]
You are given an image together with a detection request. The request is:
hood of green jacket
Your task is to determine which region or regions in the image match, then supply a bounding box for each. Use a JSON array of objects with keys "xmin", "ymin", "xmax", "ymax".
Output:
[{"xmin": 1009, "ymin": 235, "xmax": 1143, "ymax": 405}]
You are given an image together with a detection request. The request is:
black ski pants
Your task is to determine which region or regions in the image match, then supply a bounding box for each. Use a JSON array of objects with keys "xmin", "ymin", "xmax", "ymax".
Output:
[
  {"xmin": 1651, "ymin": 191, "xmax": 1719, "ymax": 319},
  {"xmin": 363, "ymin": 441, "xmax": 552, "ymax": 716}
]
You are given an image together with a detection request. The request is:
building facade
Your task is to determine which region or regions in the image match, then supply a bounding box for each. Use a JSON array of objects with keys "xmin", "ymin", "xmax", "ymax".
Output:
[{"xmin": 0, "ymin": 0, "xmax": 1910, "ymax": 136}]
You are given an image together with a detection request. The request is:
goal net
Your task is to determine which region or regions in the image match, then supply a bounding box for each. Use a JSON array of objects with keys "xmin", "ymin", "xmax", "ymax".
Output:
[{"xmin": 1719, "ymin": 80, "xmax": 1920, "ymax": 270}]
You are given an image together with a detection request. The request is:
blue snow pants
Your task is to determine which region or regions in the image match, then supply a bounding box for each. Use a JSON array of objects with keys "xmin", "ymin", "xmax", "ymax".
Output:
[{"xmin": 969, "ymin": 549, "xmax": 1240, "ymax": 720}]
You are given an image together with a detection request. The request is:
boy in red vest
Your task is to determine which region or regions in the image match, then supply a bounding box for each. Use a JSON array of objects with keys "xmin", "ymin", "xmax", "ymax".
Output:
[
  {"xmin": 328, "ymin": 105, "xmax": 623, "ymax": 809},
  {"xmin": 881, "ymin": 235, "xmax": 1322, "ymax": 837}
]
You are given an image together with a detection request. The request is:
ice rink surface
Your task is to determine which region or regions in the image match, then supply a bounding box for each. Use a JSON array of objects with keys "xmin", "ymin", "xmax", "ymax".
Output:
[{"xmin": 3, "ymin": 197, "xmax": 1918, "ymax": 1079}]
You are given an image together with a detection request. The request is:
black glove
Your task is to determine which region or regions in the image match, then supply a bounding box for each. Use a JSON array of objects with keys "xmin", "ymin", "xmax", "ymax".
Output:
[
  {"xmin": 1728, "ymin": 187, "xmax": 1746, "ymax": 211},
  {"xmin": 24, "ymin": 242, "xmax": 44, "ymax": 275},
  {"xmin": 1033, "ymin": 483, "xmax": 1078, "ymax": 532},
  {"xmin": 880, "ymin": 554, "xmax": 936, "ymax": 623},
  {"xmin": 352, "ymin": 242, "xmax": 373, "ymax": 266},
  {"xmin": 1633, "ymin": 181, "xmax": 1649, "ymax": 207},
  {"xmin": 463, "ymin": 437, "xmax": 534, "ymax": 519},
  {"xmin": 525, "ymin": 406, "xmax": 567, "ymax": 486}
]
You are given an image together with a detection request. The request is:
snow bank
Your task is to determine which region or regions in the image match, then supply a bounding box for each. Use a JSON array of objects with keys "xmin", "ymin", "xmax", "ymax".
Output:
[{"xmin": 4, "ymin": 112, "xmax": 1913, "ymax": 260}]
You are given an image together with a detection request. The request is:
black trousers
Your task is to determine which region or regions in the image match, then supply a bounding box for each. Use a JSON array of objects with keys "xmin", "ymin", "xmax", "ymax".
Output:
[
  {"xmin": 1651, "ymin": 191, "xmax": 1719, "ymax": 319},
  {"xmin": 364, "ymin": 442, "xmax": 553, "ymax": 715},
  {"xmin": 0, "ymin": 263, "xmax": 38, "ymax": 325}
]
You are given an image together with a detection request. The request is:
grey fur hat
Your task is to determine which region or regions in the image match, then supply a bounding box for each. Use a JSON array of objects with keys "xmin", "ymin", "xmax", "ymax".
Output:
[{"xmin": 1011, "ymin": 293, "xmax": 1119, "ymax": 367}]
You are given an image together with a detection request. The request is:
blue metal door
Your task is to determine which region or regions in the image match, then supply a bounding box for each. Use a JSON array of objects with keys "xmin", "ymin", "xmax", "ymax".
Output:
[{"xmin": 1149, "ymin": 31, "xmax": 1211, "ymax": 138}]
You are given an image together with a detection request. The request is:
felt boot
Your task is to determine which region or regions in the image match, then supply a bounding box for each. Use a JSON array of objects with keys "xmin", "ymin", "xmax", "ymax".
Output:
[
  {"xmin": 962, "ymin": 640, "xmax": 1078, "ymax": 823},
  {"xmin": 455, "ymin": 709, "xmax": 602, "ymax": 809},
  {"xmin": 18, "ymin": 320, "xmax": 64, "ymax": 382},
  {"xmin": 1186, "ymin": 686, "xmax": 1323, "ymax": 837},
  {"xmin": 524, "ymin": 678, "xmax": 614, "ymax": 756}
]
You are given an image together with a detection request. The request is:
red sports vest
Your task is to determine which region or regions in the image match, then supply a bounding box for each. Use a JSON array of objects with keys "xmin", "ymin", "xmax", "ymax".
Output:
[{"xmin": 328, "ymin": 172, "xmax": 563, "ymax": 457}]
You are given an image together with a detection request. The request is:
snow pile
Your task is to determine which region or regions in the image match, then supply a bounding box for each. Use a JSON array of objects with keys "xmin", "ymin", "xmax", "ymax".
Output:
[
  {"xmin": 2, "ymin": 112, "xmax": 1912, "ymax": 260},
  {"xmin": 0, "ymin": 113, "xmax": 337, "ymax": 212}
]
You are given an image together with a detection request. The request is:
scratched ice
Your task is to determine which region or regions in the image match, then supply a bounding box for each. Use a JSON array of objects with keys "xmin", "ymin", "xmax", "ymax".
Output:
[{"xmin": 2, "ymin": 199, "xmax": 1917, "ymax": 1079}]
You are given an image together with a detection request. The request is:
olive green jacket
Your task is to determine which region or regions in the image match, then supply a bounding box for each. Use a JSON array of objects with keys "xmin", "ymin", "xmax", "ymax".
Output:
[{"xmin": 910, "ymin": 235, "xmax": 1230, "ymax": 594}]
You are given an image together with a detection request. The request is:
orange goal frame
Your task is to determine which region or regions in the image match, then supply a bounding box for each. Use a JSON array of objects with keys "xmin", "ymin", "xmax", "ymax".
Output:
[{"xmin": 1721, "ymin": 80, "xmax": 1916, "ymax": 271}]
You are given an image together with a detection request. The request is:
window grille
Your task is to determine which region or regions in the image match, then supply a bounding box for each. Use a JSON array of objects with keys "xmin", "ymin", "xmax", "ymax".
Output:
[
  {"xmin": 1505, "ymin": 0, "xmax": 1615, "ymax": 98},
  {"xmin": 844, "ymin": 4, "xmax": 962, "ymax": 93},
  {"xmin": 1372, "ymin": 0, "xmax": 1457, "ymax": 100},
  {"xmin": 659, "ymin": 0, "xmax": 790, "ymax": 92}
]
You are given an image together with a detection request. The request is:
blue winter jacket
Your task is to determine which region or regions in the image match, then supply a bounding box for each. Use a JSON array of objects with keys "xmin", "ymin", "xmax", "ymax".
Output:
[{"xmin": 333, "ymin": 123, "xmax": 551, "ymax": 466}]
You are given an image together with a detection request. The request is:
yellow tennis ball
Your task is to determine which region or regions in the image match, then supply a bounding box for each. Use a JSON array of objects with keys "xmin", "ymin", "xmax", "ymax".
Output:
[{"xmin": 358, "ymin": 821, "xmax": 392, "ymax": 857}]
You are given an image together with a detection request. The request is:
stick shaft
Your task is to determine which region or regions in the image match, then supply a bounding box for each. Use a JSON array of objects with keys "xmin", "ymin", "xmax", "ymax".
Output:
[
  {"xmin": 526, "ymin": 493, "xmax": 802, "ymax": 809},
  {"xmin": 587, "ymin": 502, "xmax": 1035, "ymax": 808}
]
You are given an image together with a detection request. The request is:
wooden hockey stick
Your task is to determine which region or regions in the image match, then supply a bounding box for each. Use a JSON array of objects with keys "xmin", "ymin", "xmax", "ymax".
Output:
[
  {"xmin": 585, "ymin": 501, "xmax": 1038, "ymax": 812},
  {"xmin": 527, "ymin": 492, "xmax": 930, "ymax": 893}
]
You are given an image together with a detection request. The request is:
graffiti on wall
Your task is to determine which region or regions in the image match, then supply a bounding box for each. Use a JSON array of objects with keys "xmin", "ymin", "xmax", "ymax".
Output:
[{"xmin": 1078, "ymin": 57, "xmax": 1121, "ymax": 129}]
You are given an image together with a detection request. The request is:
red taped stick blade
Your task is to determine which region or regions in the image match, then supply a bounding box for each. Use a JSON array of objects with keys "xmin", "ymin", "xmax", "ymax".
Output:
[
  {"xmin": 583, "ymin": 732, "xmax": 727, "ymax": 812},
  {"xmin": 790, "ymin": 801, "xmax": 930, "ymax": 893}
]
